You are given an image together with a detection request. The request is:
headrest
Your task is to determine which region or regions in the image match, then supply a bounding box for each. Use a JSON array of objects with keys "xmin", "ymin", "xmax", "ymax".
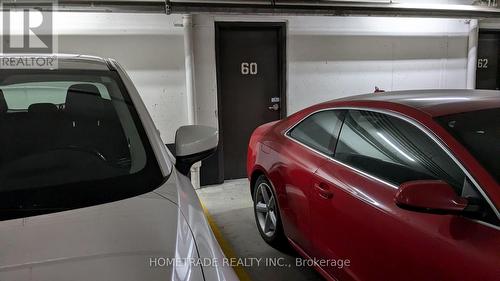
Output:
[
  {"xmin": 67, "ymin": 83, "xmax": 101, "ymax": 99},
  {"xmin": 0, "ymin": 89, "xmax": 7, "ymax": 114},
  {"xmin": 28, "ymin": 103, "xmax": 58, "ymax": 114},
  {"xmin": 65, "ymin": 84, "xmax": 102, "ymax": 114}
]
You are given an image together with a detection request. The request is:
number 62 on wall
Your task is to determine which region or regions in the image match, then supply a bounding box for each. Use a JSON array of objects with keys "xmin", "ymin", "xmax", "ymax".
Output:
[
  {"xmin": 241, "ymin": 62, "xmax": 258, "ymax": 75},
  {"xmin": 477, "ymin": 58, "xmax": 488, "ymax": 69}
]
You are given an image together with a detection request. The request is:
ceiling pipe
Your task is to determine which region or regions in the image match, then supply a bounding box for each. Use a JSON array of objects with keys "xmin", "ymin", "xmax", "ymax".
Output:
[
  {"xmin": 167, "ymin": 0, "xmax": 500, "ymax": 18},
  {"xmin": 182, "ymin": 14, "xmax": 202, "ymax": 189},
  {"xmin": 466, "ymin": 19, "xmax": 479, "ymax": 90},
  {"xmin": 0, "ymin": 1, "xmax": 167, "ymax": 13},
  {"xmin": 2, "ymin": 1, "xmax": 500, "ymax": 18},
  {"xmin": 183, "ymin": 14, "xmax": 197, "ymax": 126}
]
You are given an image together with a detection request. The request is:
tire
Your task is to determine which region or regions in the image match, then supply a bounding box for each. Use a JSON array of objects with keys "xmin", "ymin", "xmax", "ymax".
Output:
[{"xmin": 253, "ymin": 175, "xmax": 289, "ymax": 251}]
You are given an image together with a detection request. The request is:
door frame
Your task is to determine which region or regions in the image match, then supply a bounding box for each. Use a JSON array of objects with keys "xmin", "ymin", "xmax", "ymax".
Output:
[{"xmin": 214, "ymin": 21, "xmax": 287, "ymax": 181}]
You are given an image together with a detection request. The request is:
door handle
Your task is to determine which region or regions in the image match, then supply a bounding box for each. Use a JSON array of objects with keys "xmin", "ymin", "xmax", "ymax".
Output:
[
  {"xmin": 268, "ymin": 104, "xmax": 280, "ymax": 111},
  {"xmin": 314, "ymin": 182, "xmax": 333, "ymax": 199}
]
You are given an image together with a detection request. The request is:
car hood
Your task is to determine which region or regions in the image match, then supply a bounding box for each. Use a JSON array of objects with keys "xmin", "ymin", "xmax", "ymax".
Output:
[{"xmin": 0, "ymin": 180, "xmax": 203, "ymax": 281}]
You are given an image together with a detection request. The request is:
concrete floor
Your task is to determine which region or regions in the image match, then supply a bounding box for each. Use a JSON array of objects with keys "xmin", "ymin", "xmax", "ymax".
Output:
[{"xmin": 196, "ymin": 179, "xmax": 323, "ymax": 281}]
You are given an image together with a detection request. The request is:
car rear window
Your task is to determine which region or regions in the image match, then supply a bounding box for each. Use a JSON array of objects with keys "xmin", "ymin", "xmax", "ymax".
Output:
[
  {"xmin": 288, "ymin": 110, "xmax": 345, "ymax": 156},
  {"xmin": 0, "ymin": 69, "xmax": 164, "ymax": 221},
  {"xmin": 436, "ymin": 108, "xmax": 500, "ymax": 184}
]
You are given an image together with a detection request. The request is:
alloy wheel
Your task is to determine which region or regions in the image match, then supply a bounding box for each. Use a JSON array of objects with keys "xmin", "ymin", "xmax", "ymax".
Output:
[{"xmin": 255, "ymin": 182, "xmax": 278, "ymax": 238}]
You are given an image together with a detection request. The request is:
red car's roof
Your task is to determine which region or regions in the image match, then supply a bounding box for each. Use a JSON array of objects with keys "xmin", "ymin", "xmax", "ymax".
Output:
[{"xmin": 330, "ymin": 89, "xmax": 500, "ymax": 117}]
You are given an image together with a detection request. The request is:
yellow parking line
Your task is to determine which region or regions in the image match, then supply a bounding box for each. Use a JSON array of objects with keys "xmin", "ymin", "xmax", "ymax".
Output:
[{"xmin": 201, "ymin": 203, "xmax": 253, "ymax": 281}]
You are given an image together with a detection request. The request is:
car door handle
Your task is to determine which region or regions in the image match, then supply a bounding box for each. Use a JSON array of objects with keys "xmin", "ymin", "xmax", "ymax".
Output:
[{"xmin": 314, "ymin": 182, "xmax": 333, "ymax": 199}]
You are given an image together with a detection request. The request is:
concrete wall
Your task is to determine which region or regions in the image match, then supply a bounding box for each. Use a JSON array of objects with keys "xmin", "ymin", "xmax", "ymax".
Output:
[
  {"xmin": 193, "ymin": 15, "xmax": 471, "ymax": 127},
  {"xmin": 287, "ymin": 17, "xmax": 470, "ymax": 113},
  {"xmin": 54, "ymin": 13, "xmax": 186, "ymax": 144}
]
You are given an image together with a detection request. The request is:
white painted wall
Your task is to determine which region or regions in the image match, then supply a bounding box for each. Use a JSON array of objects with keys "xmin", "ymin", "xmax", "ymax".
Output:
[
  {"xmin": 287, "ymin": 17, "xmax": 470, "ymax": 113},
  {"xmin": 53, "ymin": 13, "xmax": 186, "ymax": 143},
  {"xmin": 193, "ymin": 15, "xmax": 471, "ymax": 125}
]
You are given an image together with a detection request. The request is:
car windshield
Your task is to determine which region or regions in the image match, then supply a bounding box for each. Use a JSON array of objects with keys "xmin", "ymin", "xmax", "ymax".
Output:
[
  {"xmin": 436, "ymin": 108, "xmax": 500, "ymax": 184},
  {"xmin": 0, "ymin": 69, "xmax": 164, "ymax": 220}
]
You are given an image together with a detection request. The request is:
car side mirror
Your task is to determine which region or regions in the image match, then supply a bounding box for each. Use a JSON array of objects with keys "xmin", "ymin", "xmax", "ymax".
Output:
[
  {"xmin": 174, "ymin": 125, "xmax": 218, "ymax": 176},
  {"xmin": 395, "ymin": 180, "xmax": 468, "ymax": 214}
]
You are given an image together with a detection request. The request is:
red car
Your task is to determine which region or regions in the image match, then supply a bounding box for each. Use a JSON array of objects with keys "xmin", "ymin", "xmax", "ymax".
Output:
[{"xmin": 247, "ymin": 90, "xmax": 500, "ymax": 281}]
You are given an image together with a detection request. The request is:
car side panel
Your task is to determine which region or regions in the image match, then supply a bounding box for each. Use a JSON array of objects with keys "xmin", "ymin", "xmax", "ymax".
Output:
[
  {"xmin": 312, "ymin": 160, "xmax": 500, "ymax": 281},
  {"xmin": 248, "ymin": 119, "xmax": 328, "ymax": 254},
  {"xmin": 268, "ymin": 136, "xmax": 328, "ymax": 253}
]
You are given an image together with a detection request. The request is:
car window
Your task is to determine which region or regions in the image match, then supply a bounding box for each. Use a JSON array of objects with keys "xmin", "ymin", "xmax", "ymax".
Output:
[
  {"xmin": 0, "ymin": 69, "xmax": 164, "ymax": 221},
  {"xmin": 436, "ymin": 108, "xmax": 500, "ymax": 184},
  {"xmin": 335, "ymin": 110, "xmax": 466, "ymax": 193},
  {"xmin": 288, "ymin": 110, "xmax": 345, "ymax": 156}
]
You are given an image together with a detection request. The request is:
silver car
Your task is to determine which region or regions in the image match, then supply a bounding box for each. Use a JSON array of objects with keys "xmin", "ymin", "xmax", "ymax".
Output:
[{"xmin": 0, "ymin": 54, "xmax": 238, "ymax": 281}]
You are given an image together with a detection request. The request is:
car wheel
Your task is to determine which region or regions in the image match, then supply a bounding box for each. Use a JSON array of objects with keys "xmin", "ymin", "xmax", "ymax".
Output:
[{"xmin": 253, "ymin": 175, "xmax": 288, "ymax": 250}]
